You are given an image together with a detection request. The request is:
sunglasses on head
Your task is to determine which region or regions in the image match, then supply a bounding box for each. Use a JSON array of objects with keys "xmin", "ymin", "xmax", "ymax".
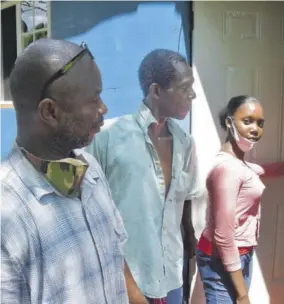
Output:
[{"xmin": 40, "ymin": 41, "xmax": 94, "ymax": 99}]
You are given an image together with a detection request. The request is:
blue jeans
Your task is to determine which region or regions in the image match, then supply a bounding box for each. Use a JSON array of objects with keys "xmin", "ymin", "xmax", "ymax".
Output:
[
  {"xmin": 196, "ymin": 249, "xmax": 253, "ymax": 304},
  {"xmin": 167, "ymin": 287, "xmax": 183, "ymax": 304}
]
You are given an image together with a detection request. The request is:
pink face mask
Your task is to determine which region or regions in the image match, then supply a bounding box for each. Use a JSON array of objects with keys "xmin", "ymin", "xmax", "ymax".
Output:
[{"xmin": 228, "ymin": 117, "xmax": 257, "ymax": 153}]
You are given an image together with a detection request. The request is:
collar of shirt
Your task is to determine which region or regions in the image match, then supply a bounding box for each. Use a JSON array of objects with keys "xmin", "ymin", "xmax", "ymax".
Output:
[
  {"xmin": 20, "ymin": 147, "xmax": 88, "ymax": 198},
  {"xmin": 135, "ymin": 102, "xmax": 171, "ymax": 133},
  {"xmin": 9, "ymin": 142, "xmax": 99, "ymax": 201},
  {"xmin": 135, "ymin": 102, "xmax": 185, "ymax": 144},
  {"xmin": 134, "ymin": 103, "xmax": 186, "ymax": 169}
]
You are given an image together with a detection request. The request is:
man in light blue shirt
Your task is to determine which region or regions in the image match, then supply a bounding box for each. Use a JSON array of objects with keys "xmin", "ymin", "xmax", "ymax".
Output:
[
  {"xmin": 88, "ymin": 49, "xmax": 200, "ymax": 304},
  {"xmin": 1, "ymin": 38, "xmax": 147, "ymax": 304}
]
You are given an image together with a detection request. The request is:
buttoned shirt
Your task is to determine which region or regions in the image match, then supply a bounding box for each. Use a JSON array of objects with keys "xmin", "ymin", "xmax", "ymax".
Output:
[
  {"xmin": 1, "ymin": 144, "xmax": 129, "ymax": 304},
  {"xmin": 87, "ymin": 103, "xmax": 200, "ymax": 298}
]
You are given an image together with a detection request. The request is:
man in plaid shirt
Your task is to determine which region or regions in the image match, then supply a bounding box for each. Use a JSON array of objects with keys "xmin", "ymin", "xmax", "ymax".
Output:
[{"xmin": 1, "ymin": 38, "xmax": 148, "ymax": 304}]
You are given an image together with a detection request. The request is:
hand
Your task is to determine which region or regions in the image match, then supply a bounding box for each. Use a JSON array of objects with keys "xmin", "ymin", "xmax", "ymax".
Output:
[
  {"xmin": 237, "ymin": 295, "xmax": 251, "ymax": 304},
  {"xmin": 183, "ymin": 231, "xmax": 198, "ymax": 259}
]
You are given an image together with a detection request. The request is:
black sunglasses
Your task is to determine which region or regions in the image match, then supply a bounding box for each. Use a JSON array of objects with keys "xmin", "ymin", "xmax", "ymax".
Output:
[{"xmin": 40, "ymin": 42, "xmax": 94, "ymax": 99}]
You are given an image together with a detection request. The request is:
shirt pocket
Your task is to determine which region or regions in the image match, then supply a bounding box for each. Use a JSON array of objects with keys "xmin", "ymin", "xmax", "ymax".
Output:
[{"xmin": 175, "ymin": 171, "xmax": 190, "ymax": 202}]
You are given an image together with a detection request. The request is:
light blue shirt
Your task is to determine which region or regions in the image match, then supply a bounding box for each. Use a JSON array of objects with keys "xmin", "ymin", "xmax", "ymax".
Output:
[
  {"xmin": 1, "ymin": 144, "xmax": 128, "ymax": 304},
  {"xmin": 88, "ymin": 103, "xmax": 200, "ymax": 298}
]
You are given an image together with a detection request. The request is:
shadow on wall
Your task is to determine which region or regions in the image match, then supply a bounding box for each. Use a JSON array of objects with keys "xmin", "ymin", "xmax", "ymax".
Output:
[
  {"xmin": 188, "ymin": 63, "xmax": 273, "ymax": 303},
  {"xmin": 51, "ymin": 1, "xmax": 191, "ymax": 120},
  {"xmin": 189, "ymin": 1, "xmax": 284, "ymax": 301},
  {"xmin": 52, "ymin": 1, "xmax": 191, "ymax": 55},
  {"xmin": 51, "ymin": 1, "xmax": 141, "ymax": 39}
]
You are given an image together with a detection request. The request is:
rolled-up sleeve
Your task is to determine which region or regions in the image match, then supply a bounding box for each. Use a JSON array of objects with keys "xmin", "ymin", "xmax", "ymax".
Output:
[{"xmin": 207, "ymin": 163, "xmax": 242, "ymax": 272}]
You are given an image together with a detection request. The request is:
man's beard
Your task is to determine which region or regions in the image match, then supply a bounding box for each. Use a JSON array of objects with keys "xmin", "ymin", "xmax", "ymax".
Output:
[{"xmin": 52, "ymin": 114, "xmax": 90, "ymax": 153}]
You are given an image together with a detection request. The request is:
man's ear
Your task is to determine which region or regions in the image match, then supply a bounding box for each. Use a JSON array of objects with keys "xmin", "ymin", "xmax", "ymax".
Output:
[
  {"xmin": 38, "ymin": 98, "xmax": 60, "ymax": 127},
  {"xmin": 149, "ymin": 83, "xmax": 161, "ymax": 100}
]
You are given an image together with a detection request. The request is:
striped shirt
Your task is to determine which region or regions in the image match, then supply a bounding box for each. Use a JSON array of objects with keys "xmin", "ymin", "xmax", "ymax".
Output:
[{"xmin": 1, "ymin": 144, "xmax": 129, "ymax": 304}]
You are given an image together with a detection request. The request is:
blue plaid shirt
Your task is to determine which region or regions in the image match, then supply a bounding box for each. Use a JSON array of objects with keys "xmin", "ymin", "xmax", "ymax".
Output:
[{"xmin": 1, "ymin": 144, "xmax": 129, "ymax": 304}]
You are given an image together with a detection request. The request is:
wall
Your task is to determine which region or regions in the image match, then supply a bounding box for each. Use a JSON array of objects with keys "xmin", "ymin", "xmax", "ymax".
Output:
[
  {"xmin": 51, "ymin": 1, "xmax": 191, "ymax": 124},
  {"xmin": 1, "ymin": 1, "xmax": 191, "ymax": 160},
  {"xmin": 0, "ymin": 107, "xmax": 16, "ymax": 160}
]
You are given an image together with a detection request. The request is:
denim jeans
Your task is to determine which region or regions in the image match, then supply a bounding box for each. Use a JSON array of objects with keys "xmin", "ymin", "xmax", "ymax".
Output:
[
  {"xmin": 196, "ymin": 248, "xmax": 253, "ymax": 304},
  {"xmin": 167, "ymin": 287, "xmax": 183, "ymax": 304}
]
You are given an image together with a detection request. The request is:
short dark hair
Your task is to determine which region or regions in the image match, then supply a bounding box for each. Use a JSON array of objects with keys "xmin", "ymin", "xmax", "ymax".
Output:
[
  {"xmin": 138, "ymin": 49, "xmax": 187, "ymax": 96},
  {"xmin": 219, "ymin": 95, "xmax": 260, "ymax": 130}
]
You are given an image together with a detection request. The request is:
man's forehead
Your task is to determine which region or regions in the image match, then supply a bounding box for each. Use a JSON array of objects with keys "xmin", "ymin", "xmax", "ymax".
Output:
[
  {"xmin": 67, "ymin": 59, "xmax": 102, "ymax": 103},
  {"xmin": 173, "ymin": 61, "xmax": 193, "ymax": 81},
  {"xmin": 80, "ymin": 59, "xmax": 101, "ymax": 85}
]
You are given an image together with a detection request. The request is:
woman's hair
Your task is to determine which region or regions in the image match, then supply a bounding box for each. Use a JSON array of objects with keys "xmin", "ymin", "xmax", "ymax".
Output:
[{"xmin": 219, "ymin": 95, "xmax": 260, "ymax": 130}]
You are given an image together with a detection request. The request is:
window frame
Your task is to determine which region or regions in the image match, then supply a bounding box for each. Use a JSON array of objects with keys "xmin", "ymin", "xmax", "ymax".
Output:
[{"xmin": 1, "ymin": 1, "xmax": 51, "ymax": 104}]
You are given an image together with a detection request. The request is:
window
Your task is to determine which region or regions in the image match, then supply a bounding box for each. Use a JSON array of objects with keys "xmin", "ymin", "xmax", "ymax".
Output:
[
  {"xmin": 20, "ymin": 1, "xmax": 49, "ymax": 50},
  {"xmin": 1, "ymin": 4, "xmax": 17, "ymax": 101},
  {"xmin": 0, "ymin": 1, "xmax": 50, "ymax": 101}
]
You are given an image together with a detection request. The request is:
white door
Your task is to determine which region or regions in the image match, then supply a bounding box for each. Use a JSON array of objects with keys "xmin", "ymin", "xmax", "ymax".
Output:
[{"xmin": 190, "ymin": 1, "xmax": 284, "ymax": 304}]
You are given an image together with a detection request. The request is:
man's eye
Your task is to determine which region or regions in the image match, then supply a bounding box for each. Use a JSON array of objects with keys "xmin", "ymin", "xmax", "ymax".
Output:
[
  {"xmin": 93, "ymin": 96, "xmax": 100, "ymax": 103},
  {"xmin": 180, "ymin": 86, "xmax": 190, "ymax": 93}
]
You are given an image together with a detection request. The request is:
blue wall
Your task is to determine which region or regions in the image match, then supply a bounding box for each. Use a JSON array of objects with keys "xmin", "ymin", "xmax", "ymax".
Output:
[
  {"xmin": 1, "ymin": 1, "xmax": 191, "ymax": 160},
  {"xmin": 0, "ymin": 108, "xmax": 17, "ymax": 161},
  {"xmin": 52, "ymin": 1, "xmax": 191, "ymax": 119}
]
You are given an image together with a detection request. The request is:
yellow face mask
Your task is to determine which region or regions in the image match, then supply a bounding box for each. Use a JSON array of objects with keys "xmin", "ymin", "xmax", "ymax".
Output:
[{"xmin": 21, "ymin": 149, "xmax": 89, "ymax": 198}]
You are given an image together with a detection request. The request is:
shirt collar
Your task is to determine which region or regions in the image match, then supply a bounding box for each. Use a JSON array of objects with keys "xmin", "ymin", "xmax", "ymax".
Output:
[
  {"xmin": 134, "ymin": 102, "xmax": 190, "ymax": 152},
  {"xmin": 9, "ymin": 142, "xmax": 98, "ymax": 200},
  {"xmin": 9, "ymin": 142, "xmax": 56, "ymax": 199},
  {"xmin": 135, "ymin": 102, "xmax": 174, "ymax": 134}
]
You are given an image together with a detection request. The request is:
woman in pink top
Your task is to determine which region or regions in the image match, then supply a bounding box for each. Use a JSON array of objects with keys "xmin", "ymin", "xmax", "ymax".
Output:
[{"xmin": 195, "ymin": 96, "xmax": 284, "ymax": 304}]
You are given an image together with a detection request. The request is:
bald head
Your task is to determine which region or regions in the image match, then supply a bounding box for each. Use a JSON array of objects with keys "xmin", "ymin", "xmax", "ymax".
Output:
[
  {"xmin": 10, "ymin": 38, "xmax": 95, "ymax": 114},
  {"xmin": 13, "ymin": 38, "xmax": 107, "ymax": 158}
]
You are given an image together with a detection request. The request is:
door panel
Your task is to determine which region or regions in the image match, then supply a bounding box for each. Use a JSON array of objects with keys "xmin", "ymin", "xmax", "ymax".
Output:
[{"xmin": 191, "ymin": 2, "xmax": 284, "ymax": 303}]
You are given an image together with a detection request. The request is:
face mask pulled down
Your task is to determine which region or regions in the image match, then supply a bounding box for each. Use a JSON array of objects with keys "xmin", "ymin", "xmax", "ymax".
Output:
[
  {"xmin": 21, "ymin": 148, "xmax": 88, "ymax": 197},
  {"xmin": 228, "ymin": 117, "xmax": 257, "ymax": 153}
]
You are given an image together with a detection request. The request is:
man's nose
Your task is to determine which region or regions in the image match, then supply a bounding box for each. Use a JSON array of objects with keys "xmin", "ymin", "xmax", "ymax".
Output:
[
  {"xmin": 189, "ymin": 89, "xmax": 196, "ymax": 100},
  {"xmin": 99, "ymin": 101, "xmax": 108, "ymax": 115}
]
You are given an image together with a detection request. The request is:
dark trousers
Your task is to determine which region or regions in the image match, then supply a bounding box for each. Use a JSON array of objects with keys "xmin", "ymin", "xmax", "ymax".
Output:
[{"xmin": 183, "ymin": 250, "xmax": 191, "ymax": 304}]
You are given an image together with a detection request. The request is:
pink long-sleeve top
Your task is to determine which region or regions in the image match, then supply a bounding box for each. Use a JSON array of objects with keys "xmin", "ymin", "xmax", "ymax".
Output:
[{"xmin": 201, "ymin": 152, "xmax": 266, "ymax": 272}]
